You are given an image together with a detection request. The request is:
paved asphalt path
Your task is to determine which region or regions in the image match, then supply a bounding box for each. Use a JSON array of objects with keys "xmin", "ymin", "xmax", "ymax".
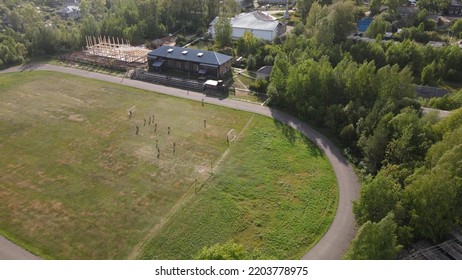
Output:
[
  {"xmin": 0, "ymin": 236, "xmax": 40, "ymax": 260},
  {"xmin": 0, "ymin": 64, "xmax": 361, "ymax": 260}
]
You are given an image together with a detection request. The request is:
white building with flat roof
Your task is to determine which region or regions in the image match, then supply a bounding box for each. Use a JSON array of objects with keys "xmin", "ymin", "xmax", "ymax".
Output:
[{"xmin": 209, "ymin": 11, "xmax": 285, "ymax": 42}]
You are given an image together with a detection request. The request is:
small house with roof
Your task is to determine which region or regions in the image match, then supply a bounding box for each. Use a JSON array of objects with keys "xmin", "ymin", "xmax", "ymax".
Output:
[
  {"xmin": 256, "ymin": 66, "xmax": 273, "ymax": 80},
  {"xmin": 59, "ymin": 5, "xmax": 80, "ymax": 19},
  {"xmin": 147, "ymin": 46, "xmax": 233, "ymax": 78},
  {"xmin": 257, "ymin": 0, "xmax": 293, "ymax": 4},
  {"xmin": 446, "ymin": 0, "xmax": 462, "ymax": 15},
  {"xmin": 398, "ymin": 6, "xmax": 419, "ymax": 18},
  {"xmin": 209, "ymin": 11, "xmax": 285, "ymax": 42}
]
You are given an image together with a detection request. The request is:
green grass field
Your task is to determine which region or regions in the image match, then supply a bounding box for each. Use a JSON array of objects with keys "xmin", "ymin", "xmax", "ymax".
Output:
[{"xmin": 0, "ymin": 71, "xmax": 337, "ymax": 259}]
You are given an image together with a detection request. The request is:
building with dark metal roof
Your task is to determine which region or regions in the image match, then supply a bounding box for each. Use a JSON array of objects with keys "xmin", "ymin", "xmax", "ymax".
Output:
[
  {"xmin": 256, "ymin": 65, "xmax": 273, "ymax": 80},
  {"xmin": 147, "ymin": 46, "xmax": 233, "ymax": 78},
  {"xmin": 446, "ymin": 0, "xmax": 462, "ymax": 15}
]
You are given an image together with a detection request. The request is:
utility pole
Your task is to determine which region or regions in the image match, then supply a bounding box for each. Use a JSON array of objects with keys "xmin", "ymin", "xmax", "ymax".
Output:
[{"xmin": 284, "ymin": 0, "xmax": 290, "ymax": 20}]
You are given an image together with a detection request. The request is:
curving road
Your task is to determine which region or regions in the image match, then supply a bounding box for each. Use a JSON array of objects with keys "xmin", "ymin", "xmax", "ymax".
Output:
[
  {"xmin": 0, "ymin": 236, "xmax": 40, "ymax": 260},
  {"xmin": 0, "ymin": 64, "xmax": 360, "ymax": 260}
]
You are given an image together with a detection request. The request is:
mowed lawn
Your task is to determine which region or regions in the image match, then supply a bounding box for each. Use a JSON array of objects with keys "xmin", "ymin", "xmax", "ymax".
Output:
[{"xmin": 0, "ymin": 71, "xmax": 337, "ymax": 260}]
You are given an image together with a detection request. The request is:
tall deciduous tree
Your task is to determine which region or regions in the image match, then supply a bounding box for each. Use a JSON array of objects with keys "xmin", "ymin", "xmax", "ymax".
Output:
[
  {"xmin": 297, "ymin": 0, "xmax": 313, "ymax": 23},
  {"xmin": 383, "ymin": 0, "xmax": 408, "ymax": 16},
  {"xmin": 305, "ymin": 1, "xmax": 322, "ymax": 30},
  {"xmin": 307, "ymin": 1, "xmax": 356, "ymax": 45},
  {"xmin": 402, "ymin": 121, "xmax": 462, "ymax": 242},
  {"xmin": 0, "ymin": 34, "xmax": 27, "ymax": 66},
  {"xmin": 365, "ymin": 18, "xmax": 392, "ymax": 39},
  {"xmin": 221, "ymin": 0, "xmax": 241, "ymax": 16},
  {"xmin": 247, "ymin": 54, "xmax": 256, "ymax": 70},
  {"xmin": 346, "ymin": 213, "xmax": 402, "ymax": 260},
  {"xmin": 80, "ymin": 15, "xmax": 100, "ymax": 42},
  {"xmin": 369, "ymin": 0, "xmax": 382, "ymax": 16},
  {"xmin": 214, "ymin": 16, "xmax": 232, "ymax": 48},
  {"xmin": 451, "ymin": 19, "xmax": 462, "ymax": 38},
  {"xmin": 358, "ymin": 114, "xmax": 392, "ymax": 173},
  {"xmin": 418, "ymin": 0, "xmax": 450, "ymax": 13},
  {"xmin": 354, "ymin": 173, "xmax": 402, "ymax": 225},
  {"xmin": 236, "ymin": 31, "xmax": 259, "ymax": 56},
  {"xmin": 384, "ymin": 107, "xmax": 434, "ymax": 167},
  {"xmin": 314, "ymin": 17, "xmax": 334, "ymax": 46},
  {"xmin": 421, "ymin": 61, "xmax": 439, "ymax": 86},
  {"xmin": 79, "ymin": 0, "xmax": 91, "ymax": 18},
  {"xmin": 329, "ymin": 1, "xmax": 356, "ymax": 43},
  {"xmin": 93, "ymin": 0, "xmax": 107, "ymax": 15},
  {"xmin": 404, "ymin": 168, "xmax": 459, "ymax": 242}
]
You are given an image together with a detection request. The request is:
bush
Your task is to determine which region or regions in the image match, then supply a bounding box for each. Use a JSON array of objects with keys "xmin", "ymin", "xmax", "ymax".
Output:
[
  {"xmin": 175, "ymin": 34, "xmax": 187, "ymax": 46},
  {"xmin": 263, "ymin": 55, "xmax": 274, "ymax": 66},
  {"xmin": 195, "ymin": 242, "xmax": 270, "ymax": 260},
  {"xmin": 293, "ymin": 22, "xmax": 305, "ymax": 35},
  {"xmin": 427, "ymin": 90, "xmax": 462, "ymax": 110},
  {"xmin": 249, "ymin": 79, "xmax": 268, "ymax": 93},
  {"xmin": 196, "ymin": 26, "xmax": 207, "ymax": 37},
  {"xmin": 446, "ymin": 69, "xmax": 462, "ymax": 82},
  {"xmin": 247, "ymin": 54, "xmax": 256, "ymax": 70},
  {"xmin": 365, "ymin": 18, "xmax": 391, "ymax": 39},
  {"xmin": 421, "ymin": 62, "xmax": 439, "ymax": 86}
]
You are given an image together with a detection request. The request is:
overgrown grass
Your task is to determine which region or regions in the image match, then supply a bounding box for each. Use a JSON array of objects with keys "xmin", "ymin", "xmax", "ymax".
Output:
[
  {"xmin": 231, "ymin": 69, "xmax": 266, "ymax": 103},
  {"xmin": 232, "ymin": 70, "xmax": 256, "ymax": 87},
  {"xmin": 187, "ymin": 40, "xmax": 214, "ymax": 51},
  {"xmin": 141, "ymin": 117, "xmax": 337, "ymax": 260},
  {"xmin": 0, "ymin": 71, "xmax": 337, "ymax": 260}
]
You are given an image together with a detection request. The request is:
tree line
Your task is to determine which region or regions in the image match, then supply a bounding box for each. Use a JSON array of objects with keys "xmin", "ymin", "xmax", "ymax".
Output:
[
  {"xmin": 265, "ymin": 0, "xmax": 462, "ymax": 259},
  {"xmin": 0, "ymin": 0, "xmax": 235, "ymax": 68}
]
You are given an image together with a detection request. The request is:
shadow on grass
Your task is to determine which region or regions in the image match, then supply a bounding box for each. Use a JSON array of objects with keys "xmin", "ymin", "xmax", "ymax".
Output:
[
  {"xmin": 273, "ymin": 118, "xmax": 296, "ymax": 144},
  {"xmin": 301, "ymin": 136, "xmax": 323, "ymax": 157},
  {"xmin": 270, "ymin": 109, "xmax": 326, "ymax": 158},
  {"xmin": 273, "ymin": 118, "xmax": 323, "ymax": 157},
  {"xmin": 20, "ymin": 63, "xmax": 44, "ymax": 72}
]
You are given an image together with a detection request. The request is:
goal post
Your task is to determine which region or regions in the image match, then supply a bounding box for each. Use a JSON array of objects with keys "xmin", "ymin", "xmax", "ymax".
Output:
[
  {"xmin": 127, "ymin": 105, "xmax": 136, "ymax": 118},
  {"xmin": 227, "ymin": 129, "xmax": 237, "ymax": 143}
]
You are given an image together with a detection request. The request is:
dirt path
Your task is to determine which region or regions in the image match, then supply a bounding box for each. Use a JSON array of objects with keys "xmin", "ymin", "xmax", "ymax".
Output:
[
  {"xmin": 1, "ymin": 64, "xmax": 361, "ymax": 259},
  {"xmin": 421, "ymin": 107, "xmax": 451, "ymax": 118}
]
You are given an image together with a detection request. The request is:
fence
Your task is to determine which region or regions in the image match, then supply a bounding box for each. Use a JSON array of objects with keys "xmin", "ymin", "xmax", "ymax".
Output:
[{"xmin": 132, "ymin": 70, "xmax": 228, "ymax": 94}]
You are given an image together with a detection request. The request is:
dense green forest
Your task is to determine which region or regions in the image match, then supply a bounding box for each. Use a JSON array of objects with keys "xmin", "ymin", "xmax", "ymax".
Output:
[{"xmin": 265, "ymin": 1, "xmax": 462, "ymax": 259}]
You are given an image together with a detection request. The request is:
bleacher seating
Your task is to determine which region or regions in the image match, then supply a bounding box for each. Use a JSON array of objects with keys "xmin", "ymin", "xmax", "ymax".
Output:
[{"xmin": 132, "ymin": 70, "xmax": 225, "ymax": 94}]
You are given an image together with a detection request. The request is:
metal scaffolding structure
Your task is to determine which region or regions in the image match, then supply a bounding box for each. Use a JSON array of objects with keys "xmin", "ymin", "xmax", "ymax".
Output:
[{"xmin": 84, "ymin": 36, "xmax": 149, "ymax": 63}]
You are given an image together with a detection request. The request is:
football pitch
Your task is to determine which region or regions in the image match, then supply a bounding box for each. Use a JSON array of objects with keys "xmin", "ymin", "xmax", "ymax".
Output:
[{"xmin": 0, "ymin": 71, "xmax": 337, "ymax": 259}]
